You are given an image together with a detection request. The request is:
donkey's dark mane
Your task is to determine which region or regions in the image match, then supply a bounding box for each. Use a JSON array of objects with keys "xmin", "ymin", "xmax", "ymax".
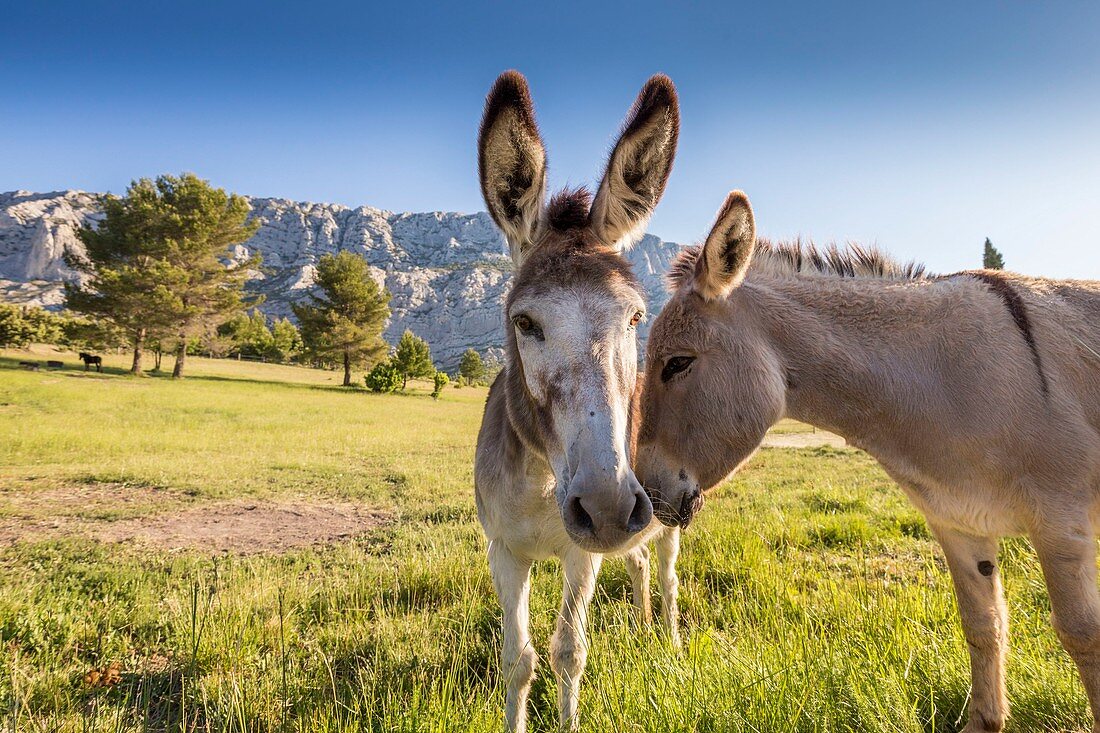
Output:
[{"xmin": 667, "ymin": 238, "xmax": 927, "ymax": 291}]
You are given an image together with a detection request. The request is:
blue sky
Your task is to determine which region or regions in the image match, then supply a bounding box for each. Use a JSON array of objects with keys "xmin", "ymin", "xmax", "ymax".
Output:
[{"xmin": 2, "ymin": 1, "xmax": 1098, "ymax": 277}]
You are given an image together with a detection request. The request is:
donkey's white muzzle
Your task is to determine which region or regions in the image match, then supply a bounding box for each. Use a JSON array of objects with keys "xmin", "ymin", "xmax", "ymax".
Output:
[{"xmin": 561, "ymin": 465, "xmax": 652, "ymax": 552}]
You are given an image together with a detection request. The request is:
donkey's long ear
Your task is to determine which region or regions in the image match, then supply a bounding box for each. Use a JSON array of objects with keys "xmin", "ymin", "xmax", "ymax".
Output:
[
  {"xmin": 590, "ymin": 75, "xmax": 679, "ymax": 251},
  {"xmin": 695, "ymin": 191, "xmax": 756, "ymax": 300},
  {"xmin": 478, "ymin": 71, "xmax": 548, "ymax": 265}
]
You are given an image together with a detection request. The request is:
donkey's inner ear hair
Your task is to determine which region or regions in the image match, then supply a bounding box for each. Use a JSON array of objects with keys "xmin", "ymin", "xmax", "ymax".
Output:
[
  {"xmin": 477, "ymin": 70, "xmax": 548, "ymax": 266},
  {"xmin": 694, "ymin": 191, "xmax": 757, "ymax": 300},
  {"xmin": 590, "ymin": 74, "xmax": 680, "ymax": 252}
]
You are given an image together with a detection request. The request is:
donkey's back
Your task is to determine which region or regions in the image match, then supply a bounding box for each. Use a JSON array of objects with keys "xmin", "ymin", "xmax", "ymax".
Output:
[{"xmin": 1016, "ymin": 274, "xmax": 1100, "ymax": 431}]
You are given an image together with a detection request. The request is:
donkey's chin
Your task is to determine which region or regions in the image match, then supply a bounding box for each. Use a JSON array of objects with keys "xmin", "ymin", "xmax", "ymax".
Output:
[
  {"xmin": 647, "ymin": 486, "xmax": 704, "ymax": 529},
  {"xmin": 563, "ymin": 523, "xmax": 644, "ymax": 554}
]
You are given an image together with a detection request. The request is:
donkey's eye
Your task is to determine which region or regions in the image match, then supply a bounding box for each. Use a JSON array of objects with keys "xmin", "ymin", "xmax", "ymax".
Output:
[
  {"xmin": 661, "ymin": 356, "xmax": 695, "ymax": 383},
  {"xmin": 512, "ymin": 314, "xmax": 544, "ymax": 340},
  {"xmin": 629, "ymin": 310, "xmax": 644, "ymax": 329}
]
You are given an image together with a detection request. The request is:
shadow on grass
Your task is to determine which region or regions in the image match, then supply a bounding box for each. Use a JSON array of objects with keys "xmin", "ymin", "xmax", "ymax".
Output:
[
  {"xmin": 152, "ymin": 372, "xmax": 450, "ymax": 400},
  {"xmin": 0, "ymin": 354, "xmax": 442, "ymax": 398},
  {"xmin": 163, "ymin": 371, "xmax": 369, "ymax": 394},
  {"xmin": 0, "ymin": 354, "xmax": 135, "ymax": 378}
]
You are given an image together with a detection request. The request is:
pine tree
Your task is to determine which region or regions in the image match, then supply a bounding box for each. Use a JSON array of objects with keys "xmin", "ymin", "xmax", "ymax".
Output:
[
  {"xmin": 293, "ymin": 251, "xmax": 391, "ymax": 386},
  {"xmin": 392, "ymin": 330, "xmax": 435, "ymax": 390},
  {"xmin": 66, "ymin": 174, "xmax": 259, "ymax": 377},
  {"xmin": 152, "ymin": 174, "xmax": 260, "ymax": 378},
  {"xmin": 983, "ymin": 238, "xmax": 1005, "ymax": 270},
  {"xmin": 65, "ymin": 180, "xmax": 189, "ymax": 374},
  {"xmin": 459, "ymin": 348, "xmax": 486, "ymax": 386}
]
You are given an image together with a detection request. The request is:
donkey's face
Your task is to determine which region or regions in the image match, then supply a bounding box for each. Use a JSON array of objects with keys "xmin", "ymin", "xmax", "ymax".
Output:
[
  {"xmin": 478, "ymin": 71, "xmax": 679, "ymax": 552},
  {"xmin": 637, "ymin": 192, "xmax": 786, "ymax": 527}
]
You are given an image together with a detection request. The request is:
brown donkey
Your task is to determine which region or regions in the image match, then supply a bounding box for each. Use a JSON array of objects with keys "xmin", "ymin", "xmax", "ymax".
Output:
[
  {"xmin": 474, "ymin": 72, "xmax": 682, "ymax": 732},
  {"xmin": 637, "ymin": 190, "xmax": 1100, "ymax": 732}
]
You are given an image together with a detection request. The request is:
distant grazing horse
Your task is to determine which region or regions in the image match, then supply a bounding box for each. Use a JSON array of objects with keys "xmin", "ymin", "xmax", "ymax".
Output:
[
  {"xmin": 636, "ymin": 190, "xmax": 1100, "ymax": 732},
  {"xmin": 79, "ymin": 352, "xmax": 102, "ymax": 372},
  {"xmin": 474, "ymin": 71, "xmax": 681, "ymax": 732}
]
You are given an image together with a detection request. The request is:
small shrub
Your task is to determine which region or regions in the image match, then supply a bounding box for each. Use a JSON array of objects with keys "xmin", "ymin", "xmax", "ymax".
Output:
[
  {"xmin": 431, "ymin": 370, "xmax": 449, "ymax": 399},
  {"xmin": 365, "ymin": 361, "xmax": 402, "ymax": 393}
]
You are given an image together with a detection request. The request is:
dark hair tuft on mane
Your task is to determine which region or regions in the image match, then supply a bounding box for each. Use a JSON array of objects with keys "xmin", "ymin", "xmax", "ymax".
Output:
[
  {"xmin": 545, "ymin": 187, "xmax": 592, "ymax": 231},
  {"xmin": 758, "ymin": 239, "xmax": 927, "ymax": 280}
]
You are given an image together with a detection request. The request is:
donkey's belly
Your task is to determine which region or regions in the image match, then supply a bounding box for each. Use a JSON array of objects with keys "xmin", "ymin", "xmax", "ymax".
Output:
[
  {"xmin": 878, "ymin": 459, "xmax": 1026, "ymax": 537},
  {"xmin": 903, "ymin": 482, "xmax": 1024, "ymax": 536}
]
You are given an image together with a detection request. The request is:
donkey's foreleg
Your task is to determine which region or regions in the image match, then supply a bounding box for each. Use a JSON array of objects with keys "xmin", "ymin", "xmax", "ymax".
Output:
[
  {"xmin": 624, "ymin": 545, "xmax": 653, "ymax": 626},
  {"xmin": 655, "ymin": 526, "xmax": 682, "ymax": 648},
  {"xmin": 930, "ymin": 524, "xmax": 1008, "ymax": 732},
  {"xmin": 488, "ymin": 540, "xmax": 536, "ymax": 733},
  {"xmin": 1033, "ymin": 527, "xmax": 1100, "ymax": 733},
  {"xmin": 551, "ymin": 549, "xmax": 603, "ymax": 732}
]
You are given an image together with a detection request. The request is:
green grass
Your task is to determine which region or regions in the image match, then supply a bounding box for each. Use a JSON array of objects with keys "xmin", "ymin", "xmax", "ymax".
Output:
[{"xmin": 0, "ymin": 347, "xmax": 1091, "ymax": 732}]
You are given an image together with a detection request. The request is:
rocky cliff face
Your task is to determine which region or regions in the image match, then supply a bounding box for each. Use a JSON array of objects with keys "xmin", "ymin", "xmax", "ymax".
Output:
[{"xmin": 0, "ymin": 190, "xmax": 681, "ymax": 369}]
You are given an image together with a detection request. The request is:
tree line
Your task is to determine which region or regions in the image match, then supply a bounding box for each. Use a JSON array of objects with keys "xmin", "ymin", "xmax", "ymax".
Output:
[{"xmin": 2, "ymin": 173, "xmax": 498, "ymax": 393}]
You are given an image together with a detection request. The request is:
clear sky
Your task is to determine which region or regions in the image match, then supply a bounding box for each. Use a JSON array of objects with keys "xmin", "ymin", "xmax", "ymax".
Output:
[{"xmin": 3, "ymin": 1, "xmax": 1098, "ymax": 277}]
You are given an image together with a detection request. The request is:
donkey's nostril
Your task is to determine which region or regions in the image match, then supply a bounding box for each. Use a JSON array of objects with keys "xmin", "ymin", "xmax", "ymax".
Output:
[
  {"xmin": 567, "ymin": 496, "xmax": 595, "ymax": 534},
  {"xmin": 625, "ymin": 491, "xmax": 653, "ymax": 533}
]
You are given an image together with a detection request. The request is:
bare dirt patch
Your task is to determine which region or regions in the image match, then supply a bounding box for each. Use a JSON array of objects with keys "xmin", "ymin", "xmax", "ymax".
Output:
[
  {"xmin": 0, "ymin": 481, "xmax": 189, "ymax": 518},
  {"xmin": 95, "ymin": 501, "xmax": 390, "ymax": 554},
  {"xmin": 0, "ymin": 484, "xmax": 390, "ymax": 553}
]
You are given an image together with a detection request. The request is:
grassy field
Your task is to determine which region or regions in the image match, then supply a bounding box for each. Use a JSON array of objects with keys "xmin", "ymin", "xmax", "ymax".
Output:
[{"xmin": 0, "ymin": 347, "xmax": 1090, "ymax": 732}]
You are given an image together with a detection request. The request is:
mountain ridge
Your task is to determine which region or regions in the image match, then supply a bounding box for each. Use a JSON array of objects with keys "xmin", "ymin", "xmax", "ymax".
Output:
[{"xmin": 0, "ymin": 189, "xmax": 681, "ymax": 369}]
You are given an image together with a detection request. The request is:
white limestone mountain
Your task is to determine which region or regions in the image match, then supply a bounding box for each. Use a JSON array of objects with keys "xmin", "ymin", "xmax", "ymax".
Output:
[{"xmin": 0, "ymin": 190, "xmax": 681, "ymax": 369}]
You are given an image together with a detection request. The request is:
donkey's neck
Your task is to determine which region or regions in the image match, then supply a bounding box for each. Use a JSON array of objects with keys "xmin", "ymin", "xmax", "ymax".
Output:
[
  {"xmin": 502, "ymin": 361, "xmax": 552, "ymax": 467},
  {"xmin": 747, "ymin": 276, "xmax": 968, "ymax": 451}
]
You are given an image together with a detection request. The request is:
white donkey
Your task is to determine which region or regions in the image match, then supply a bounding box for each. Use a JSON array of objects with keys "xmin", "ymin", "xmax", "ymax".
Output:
[{"xmin": 473, "ymin": 71, "xmax": 682, "ymax": 732}]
